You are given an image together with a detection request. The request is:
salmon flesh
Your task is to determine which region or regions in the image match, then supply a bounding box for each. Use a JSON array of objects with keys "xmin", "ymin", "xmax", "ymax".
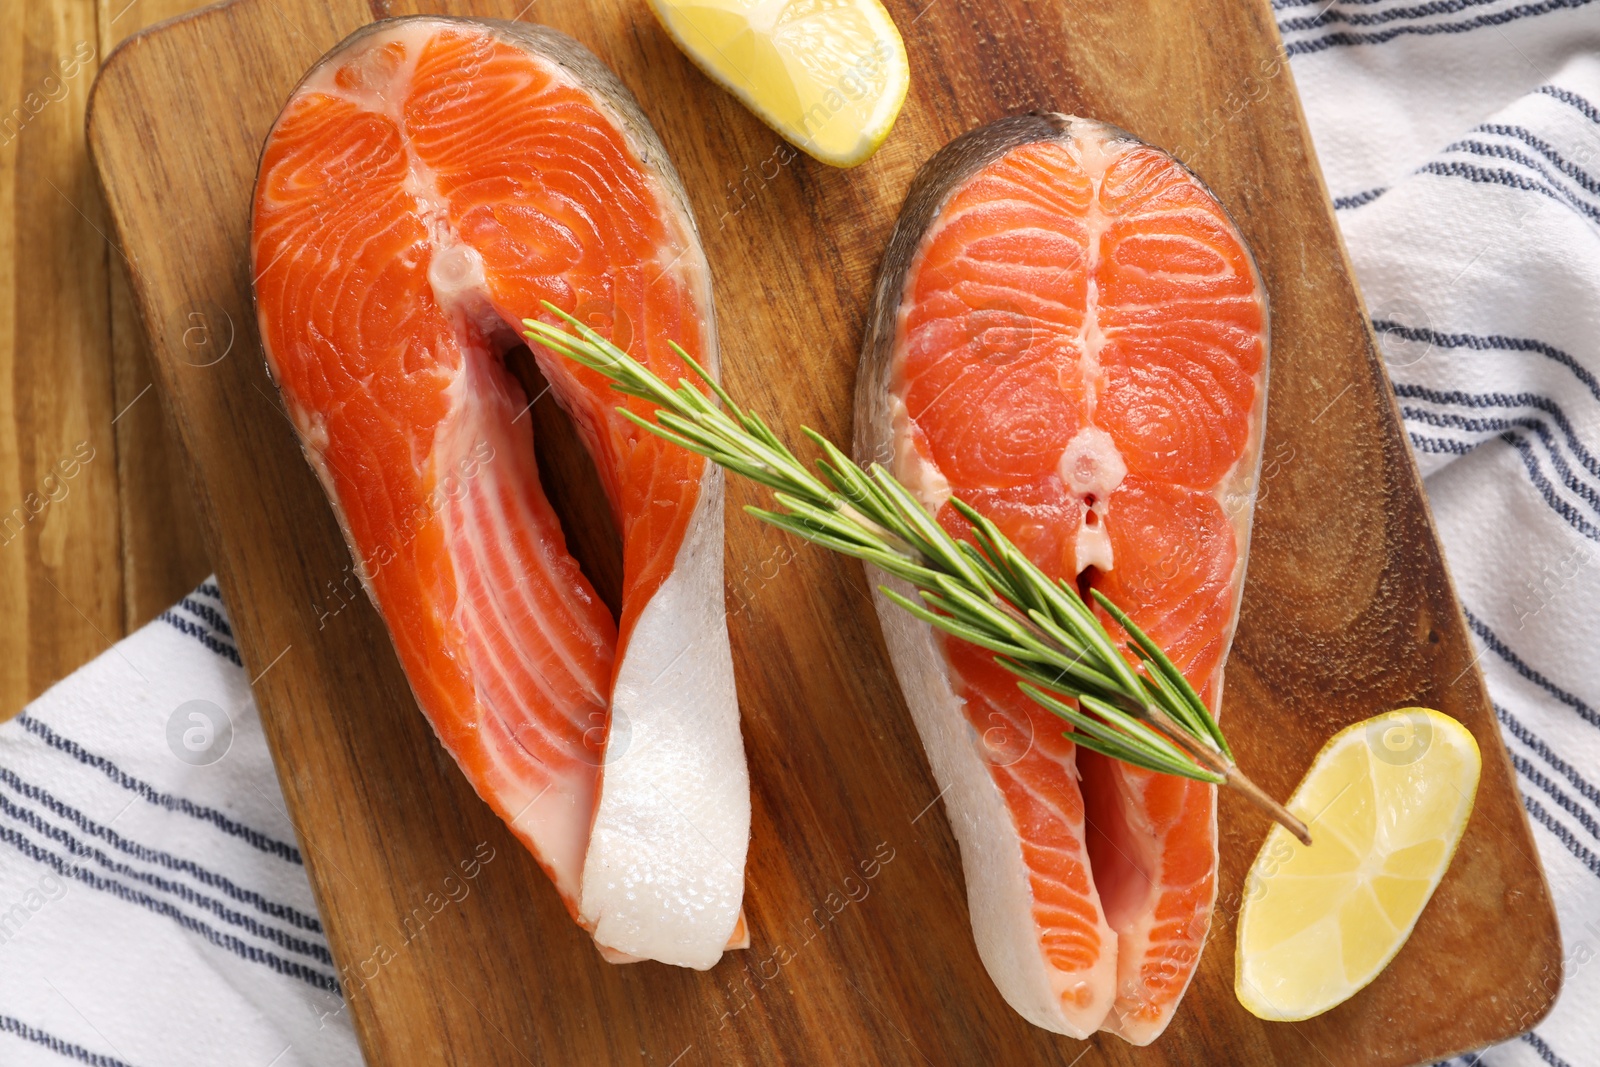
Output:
[
  {"xmin": 855, "ymin": 113, "xmax": 1269, "ymax": 1041},
  {"xmin": 251, "ymin": 16, "xmax": 749, "ymax": 970}
]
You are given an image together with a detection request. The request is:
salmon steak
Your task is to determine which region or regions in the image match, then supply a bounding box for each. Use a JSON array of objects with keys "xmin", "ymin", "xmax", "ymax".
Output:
[
  {"xmin": 855, "ymin": 113, "xmax": 1268, "ymax": 1040},
  {"xmin": 251, "ymin": 16, "xmax": 749, "ymax": 970}
]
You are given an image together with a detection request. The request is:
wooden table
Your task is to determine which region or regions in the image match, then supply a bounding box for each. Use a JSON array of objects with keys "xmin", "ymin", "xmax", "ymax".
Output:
[{"xmin": 0, "ymin": 0, "xmax": 212, "ymax": 718}]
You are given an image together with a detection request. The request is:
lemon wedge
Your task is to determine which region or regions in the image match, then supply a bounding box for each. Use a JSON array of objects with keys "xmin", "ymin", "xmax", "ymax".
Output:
[
  {"xmin": 1235, "ymin": 708, "xmax": 1481, "ymax": 1022},
  {"xmin": 648, "ymin": 0, "xmax": 909, "ymax": 167}
]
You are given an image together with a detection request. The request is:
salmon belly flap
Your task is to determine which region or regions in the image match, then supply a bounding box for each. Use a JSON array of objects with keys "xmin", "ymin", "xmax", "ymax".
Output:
[
  {"xmin": 865, "ymin": 115, "xmax": 1267, "ymax": 1041},
  {"xmin": 250, "ymin": 17, "xmax": 748, "ymax": 970}
]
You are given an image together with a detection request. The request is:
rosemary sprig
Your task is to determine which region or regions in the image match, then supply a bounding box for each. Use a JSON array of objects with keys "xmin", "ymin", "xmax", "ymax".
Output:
[{"xmin": 524, "ymin": 304, "xmax": 1311, "ymax": 845}]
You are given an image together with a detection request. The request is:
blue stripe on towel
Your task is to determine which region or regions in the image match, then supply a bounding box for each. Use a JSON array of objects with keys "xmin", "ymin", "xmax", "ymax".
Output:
[
  {"xmin": 1510, "ymin": 751, "xmax": 1600, "ymax": 844},
  {"xmin": 175, "ymin": 597, "xmax": 234, "ymax": 640},
  {"xmin": 14, "ymin": 715, "xmax": 302, "ymax": 865},
  {"xmin": 1401, "ymin": 423, "xmax": 1600, "ymax": 542},
  {"xmin": 1523, "ymin": 1030, "xmax": 1575, "ymax": 1067},
  {"xmin": 1539, "ymin": 84, "xmax": 1600, "ymax": 125},
  {"xmin": 1504, "ymin": 430, "xmax": 1600, "ymax": 542},
  {"xmin": 1281, "ymin": 0, "xmax": 1598, "ymax": 57},
  {"xmin": 1417, "ymin": 160, "xmax": 1600, "ymax": 223},
  {"xmin": 0, "ymin": 785, "xmax": 332, "ymax": 965},
  {"xmin": 1371, "ymin": 322, "xmax": 1600, "ymax": 403},
  {"xmin": 0, "ymin": 1015, "xmax": 139, "ymax": 1067},
  {"xmin": 1273, "ymin": 0, "xmax": 1390, "ymax": 9},
  {"xmin": 1396, "ymin": 385, "xmax": 1600, "ymax": 482},
  {"xmin": 1465, "ymin": 607, "xmax": 1600, "ymax": 731},
  {"xmin": 0, "ymin": 765, "xmax": 321, "ymax": 932},
  {"xmin": 1473, "ymin": 124, "xmax": 1600, "ymax": 198},
  {"xmin": 1398, "ymin": 408, "xmax": 1600, "ymax": 524},
  {"xmin": 1442, "ymin": 138, "xmax": 1600, "ymax": 215},
  {"xmin": 1279, "ymin": 0, "xmax": 1523, "ymax": 34},
  {"xmin": 1334, "ymin": 186, "xmax": 1389, "ymax": 209},
  {"xmin": 157, "ymin": 613, "xmax": 242, "ymax": 668},
  {"xmin": 1498, "ymin": 703, "xmax": 1600, "ymax": 812},
  {"xmin": 0, "ymin": 823, "xmax": 339, "ymax": 993},
  {"xmin": 1522, "ymin": 792, "xmax": 1600, "ymax": 878},
  {"xmin": 1409, "ymin": 431, "xmax": 1476, "ymax": 455}
]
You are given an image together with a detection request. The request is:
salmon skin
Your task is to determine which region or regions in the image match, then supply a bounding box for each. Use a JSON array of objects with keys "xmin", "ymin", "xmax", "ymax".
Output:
[
  {"xmin": 855, "ymin": 113, "xmax": 1268, "ymax": 1041},
  {"xmin": 251, "ymin": 15, "xmax": 749, "ymax": 970}
]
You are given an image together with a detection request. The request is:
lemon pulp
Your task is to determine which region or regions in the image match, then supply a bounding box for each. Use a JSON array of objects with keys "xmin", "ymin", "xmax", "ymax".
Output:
[
  {"xmin": 649, "ymin": 0, "xmax": 909, "ymax": 167},
  {"xmin": 1235, "ymin": 707, "xmax": 1481, "ymax": 1021}
]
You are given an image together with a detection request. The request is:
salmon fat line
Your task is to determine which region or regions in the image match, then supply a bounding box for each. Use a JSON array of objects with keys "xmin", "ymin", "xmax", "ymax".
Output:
[{"xmin": 526, "ymin": 305, "xmax": 1312, "ymax": 846}]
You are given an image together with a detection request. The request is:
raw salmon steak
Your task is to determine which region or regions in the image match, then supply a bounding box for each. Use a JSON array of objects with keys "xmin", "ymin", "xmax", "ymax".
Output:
[
  {"xmin": 251, "ymin": 16, "xmax": 749, "ymax": 970},
  {"xmin": 855, "ymin": 113, "xmax": 1268, "ymax": 1040}
]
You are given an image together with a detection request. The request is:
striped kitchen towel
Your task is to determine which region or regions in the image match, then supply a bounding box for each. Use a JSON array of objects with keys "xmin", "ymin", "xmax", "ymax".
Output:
[
  {"xmin": 0, "ymin": 581, "xmax": 359, "ymax": 1067},
  {"xmin": 1281, "ymin": 1, "xmax": 1600, "ymax": 1065}
]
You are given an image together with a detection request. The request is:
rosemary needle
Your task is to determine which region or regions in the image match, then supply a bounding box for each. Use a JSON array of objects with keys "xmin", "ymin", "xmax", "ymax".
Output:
[{"xmin": 525, "ymin": 304, "xmax": 1311, "ymax": 845}]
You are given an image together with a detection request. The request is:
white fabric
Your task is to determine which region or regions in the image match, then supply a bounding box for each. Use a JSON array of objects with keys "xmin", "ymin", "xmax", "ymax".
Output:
[
  {"xmin": 1284, "ymin": 2, "xmax": 1600, "ymax": 1064},
  {"xmin": 0, "ymin": 582, "xmax": 359, "ymax": 1066}
]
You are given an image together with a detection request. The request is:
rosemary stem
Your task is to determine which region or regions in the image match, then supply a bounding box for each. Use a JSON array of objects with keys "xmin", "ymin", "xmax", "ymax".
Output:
[
  {"xmin": 1136, "ymin": 697, "xmax": 1313, "ymax": 845},
  {"xmin": 1226, "ymin": 767, "xmax": 1314, "ymax": 847},
  {"xmin": 993, "ymin": 587, "xmax": 1313, "ymax": 844},
  {"xmin": 832, "ymin": 498, "xmax": 907, "ymax": 554}
]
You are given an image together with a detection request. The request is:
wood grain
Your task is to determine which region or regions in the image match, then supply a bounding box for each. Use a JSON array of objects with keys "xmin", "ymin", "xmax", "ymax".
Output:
[
  {"xmin": 0, "ymin": 0, "xmax": 120, "ymax": 714},
  {"xmin": 87, "ymin": 0, "xmax": 1562, "ymax": 1064},
  {"xmin": 0, "ymin": 0, "xmax": 211, "ymax": 722},
  {"xmin": 99, "ymin": 0, "xmax": 214, "ymax": 642}
]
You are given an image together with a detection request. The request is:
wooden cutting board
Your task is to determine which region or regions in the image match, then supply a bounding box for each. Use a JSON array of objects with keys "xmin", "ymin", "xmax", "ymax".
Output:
[{"xmin": 86, "ymin": 0, "xmax": 1561, "ymax": 1063}]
